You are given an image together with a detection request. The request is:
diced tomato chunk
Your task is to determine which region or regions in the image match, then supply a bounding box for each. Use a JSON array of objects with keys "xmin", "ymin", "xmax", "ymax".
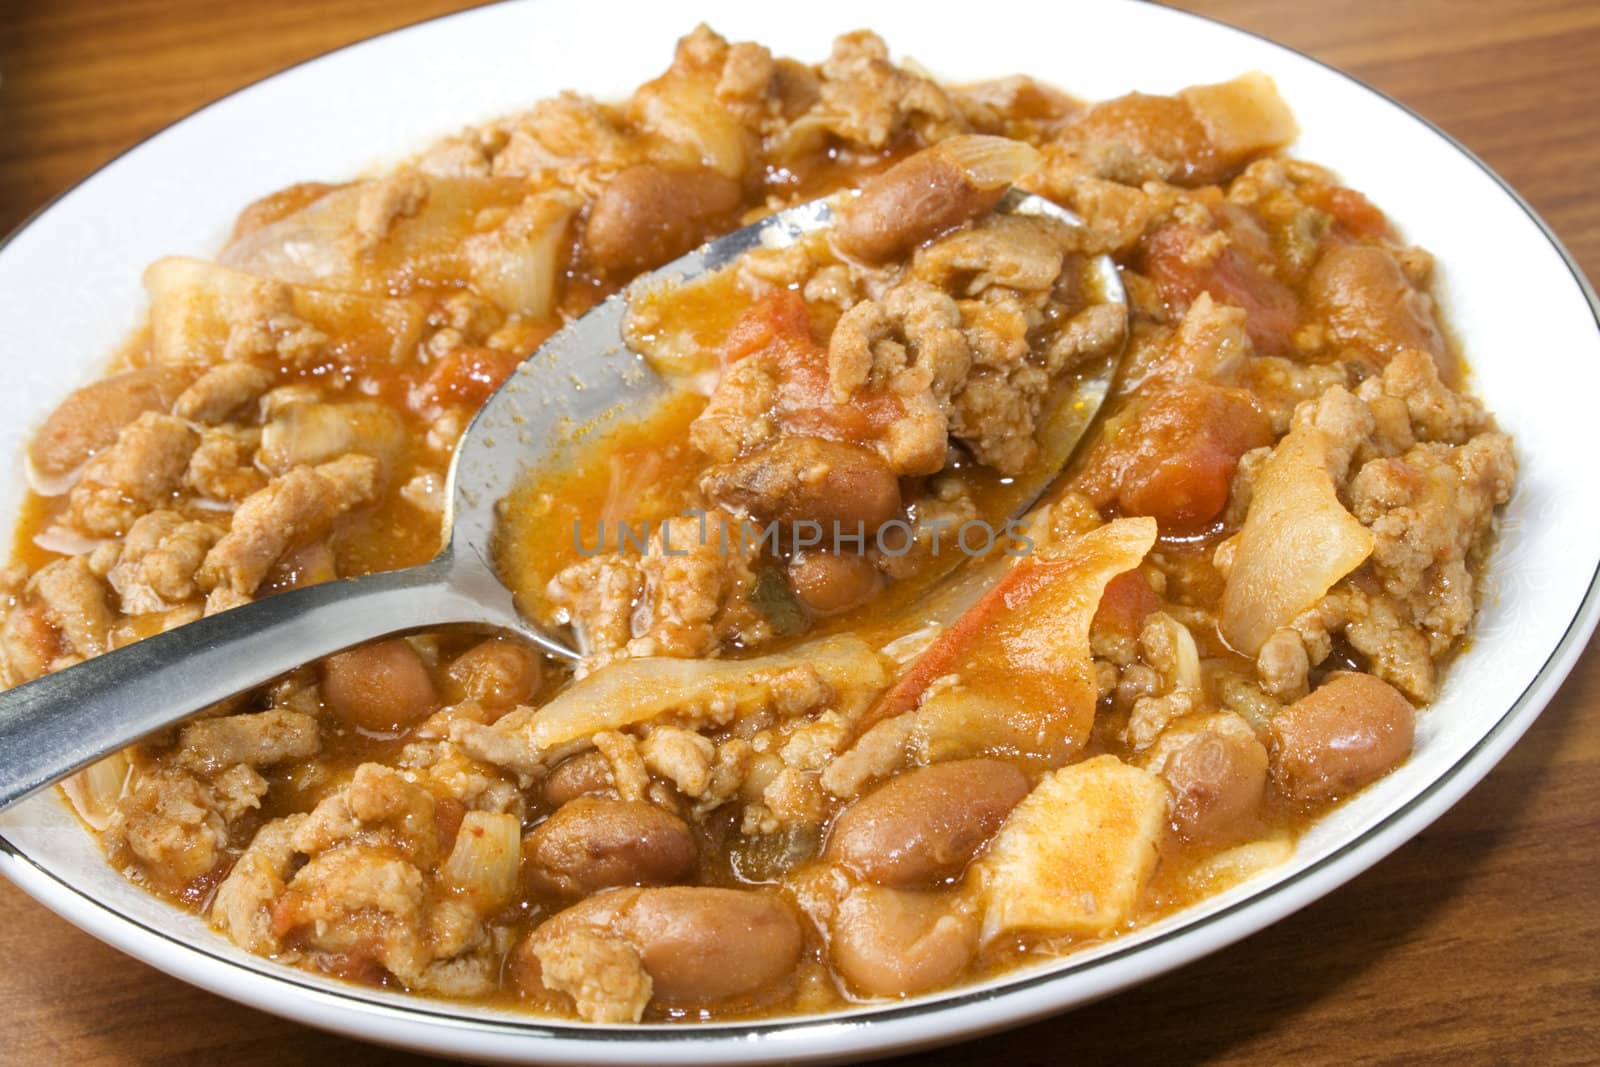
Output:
[
  {"xmin": 721, "ymin": 290, "xmax": 903, "ymax": 441},
  {"xmin": 1143, "ymin": 223, "xmax": 1300, "ymax": 354},
  {"xmin": 270, "ymin": 890, "xmax": 303, "ymax": 940},
  {"xmin": 722, "ymin": 289, "xmax": 816, "ymax": 366},
  {"xmin": 1308, "ymin": 185, "xmax": 1392, "ymax": 241},
  {"xmin": 1092, "ymin": 569, "xmax": 1161, "ymax": 637},
  {"xmin": 1076, "ymin": 383, "xmax": 1273, "ymax": 532},
  {"xmin": 417, "ymin": 345, "xmax": 524, "ymax": 410}
]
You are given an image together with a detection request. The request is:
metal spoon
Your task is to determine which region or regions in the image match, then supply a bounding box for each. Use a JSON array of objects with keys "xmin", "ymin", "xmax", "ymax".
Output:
[{"xmin": 0, "ymin": 189, "xmax": 1123, "ymax": 811}]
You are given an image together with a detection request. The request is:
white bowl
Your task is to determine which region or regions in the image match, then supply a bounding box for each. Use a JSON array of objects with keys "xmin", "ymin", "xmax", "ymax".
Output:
[{"xmin": 1, "ymin": 1, "xmax": 1596, "ymax": 1062}]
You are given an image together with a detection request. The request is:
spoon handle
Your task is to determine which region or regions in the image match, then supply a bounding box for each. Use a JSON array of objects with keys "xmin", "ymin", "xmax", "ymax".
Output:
[{"xmin": 0, "ymin": 557, "xmax": 497, "ymax": 812}]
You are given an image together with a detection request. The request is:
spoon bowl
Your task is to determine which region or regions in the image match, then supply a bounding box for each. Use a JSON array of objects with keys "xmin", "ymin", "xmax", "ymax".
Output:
[{"xmin": 0, "ymin": 189, "xmax": 1122, "ymax": 811}]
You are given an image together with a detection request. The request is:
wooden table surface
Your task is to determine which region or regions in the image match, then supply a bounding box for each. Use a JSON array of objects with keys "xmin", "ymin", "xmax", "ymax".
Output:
[{"xmin": 1, "ymin": 1, "xmax": 1597, "ymax": 1063}]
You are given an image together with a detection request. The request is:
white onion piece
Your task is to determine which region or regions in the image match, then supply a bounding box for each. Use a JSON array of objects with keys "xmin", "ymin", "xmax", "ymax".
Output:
[
  {"xmin": 219, "ymin": 176, "xmax": 533, "ymax": 292},
  {"xmin": 33, "ymin": 525, "xmax": 114, "ymax": 557},
  {"xmin": 1219, "ymin": 426, "xmax": 1374, "ymax": 654},
  {"xmin": 1179, "ymin": 72, "xmax": 1299, "ymax": 159},
  {"xmin": 453, "ymin": 634, "xmax": 887, "ymax": 773},
  {"xmin": 464, "ymin": 193, "xmax": 577, "ymax": 321},
  {"xmin": 60, "ymin": 751, "xmax": 133, "ymax": 832},
  {"xmin": 24, "ymin": 455, "xmax": 83, "ymax": 498}
]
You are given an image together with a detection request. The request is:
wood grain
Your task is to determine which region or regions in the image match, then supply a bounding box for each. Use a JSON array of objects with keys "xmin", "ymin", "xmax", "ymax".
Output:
[{"xmin": 0, "ymin": 2, "xmax": 1596, "ymax": 1063}]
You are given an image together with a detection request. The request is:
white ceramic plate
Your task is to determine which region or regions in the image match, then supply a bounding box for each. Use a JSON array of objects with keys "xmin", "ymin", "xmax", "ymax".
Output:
[{"xmin": 1, "ymin": 1, "xmax": 1596, "ymax": 1062}]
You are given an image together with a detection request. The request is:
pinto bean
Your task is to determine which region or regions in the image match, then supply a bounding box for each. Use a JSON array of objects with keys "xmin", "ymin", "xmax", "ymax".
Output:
[
  {"xmin": 583, "ymin": 163, "xmax": 742, "ymax": 276},
  {"xmin": 534, "ymin": 886, "xmax": 803, "ymax": 1005},
  {"xmin": 1145, "ymin": 714, "xmax": 1267, "ymax": 843},
  {"xmin": 834, "ymin": 136, "xmax": 1041, "ymax": 263},
  {"xmin": 1069, "ymin": 92, "xmax": 1220, "ymax": 185},
  {"xmin": 544, "ymin": 750, "xmax": 615, "ymax": 807},
  {"xmin": 320, "ymin": 638, "xmax": 437, "ymax": 732},
  {"xmin": 703, "ymin": 435, "xmax": 902, "ymax": 532},
  {"xmin": 1307, "ymin": 244, "xmax": 1446, "ymax": 367},
  {"xmin": 1271, "ymin": 672, "xmax": 1414, "ymax": 803},
  {"xmin": 445, "ymin": 637, "xmax": 542, "ymax": 709},
  {"xmin": 524, "ymin": 797, "xmax": 696, "ymax": 898},
  {"xmin": 825, "ymin": 758, "xmax": 1030, "ymax": 887},
  {"xmin": 828, "ymin": 883, "xmax": 978, "ymax": 997},
  {"xmin": 787, "ymin": 549, "xmax": 881, "ymax": 616},
  {"xmin": 29, "ymin": 366, "xmax": 192, "ymax": 482}
]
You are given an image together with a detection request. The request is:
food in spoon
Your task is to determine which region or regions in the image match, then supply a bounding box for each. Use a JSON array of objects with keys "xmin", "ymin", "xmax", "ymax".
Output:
[{"xmin": 0, "ymin": 26, "xmax": 1513, "ymax": 1021}]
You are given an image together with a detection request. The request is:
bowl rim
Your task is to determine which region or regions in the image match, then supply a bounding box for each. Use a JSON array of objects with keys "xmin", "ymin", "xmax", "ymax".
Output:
[{"xmin": 0, "ymin": 0, "xmax": 1596, "ymax": 1055}]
